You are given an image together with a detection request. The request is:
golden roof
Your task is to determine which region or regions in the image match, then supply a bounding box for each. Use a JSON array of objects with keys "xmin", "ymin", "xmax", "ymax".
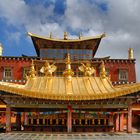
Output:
[
  {"xmin": 0, "ymin": 55, "xmax": 140, "ymax": 101},
  {"xmin": 0, "ymin": 77, "xmax": 140, "ymax": 100}
]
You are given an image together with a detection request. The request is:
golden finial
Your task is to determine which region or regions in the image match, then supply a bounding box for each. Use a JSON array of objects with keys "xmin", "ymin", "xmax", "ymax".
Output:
[
  {"xmin": 64, "ymin": 32, "xmax": 68, "ymax": 40},
  {"xmin": 28, "ymin": 60, "xmax": 36, "ymax": 78},
  {"xmin": 100, "ymin": 60, "xmax": 106, "ymax": 79},
  {"xmin": 49, "ymin": 32, "xmax": 52, "ymax": 38},
  {"xmin": 101, "ymin": 32, "xmax": 106, "ymax": 38},
  {"xmin": 79, "ymin": 32, "xmax": 82, "ymax": 39},
  {"xmin": 40, "ymin": 61, "xmax": 57, "ymax": 76},
  {"xmin": 79, "ymin": 62, "xmax": 96, "ymax": 76},
  {"xmin": 0, "ymin": 43, "xmax": 3, "ymax": 56},
  {"xmin": 128, "ymin": 48, "xmax": 134, "ymax": 60},
  {"xmin": 63, "ymin": 53, "xmax": 74, "ymax": 81}
]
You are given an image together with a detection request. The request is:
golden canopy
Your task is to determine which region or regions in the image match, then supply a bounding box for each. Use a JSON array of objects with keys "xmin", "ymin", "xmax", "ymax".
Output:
[{"xmin": 0, "ymin": 76, "xmax": 140, "ymax": 100}]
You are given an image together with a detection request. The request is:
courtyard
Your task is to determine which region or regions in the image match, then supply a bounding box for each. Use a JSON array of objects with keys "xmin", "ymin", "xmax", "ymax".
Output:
[{"xmin": 0, "ymin": 132, "xmax": 140, "ymax": 140}]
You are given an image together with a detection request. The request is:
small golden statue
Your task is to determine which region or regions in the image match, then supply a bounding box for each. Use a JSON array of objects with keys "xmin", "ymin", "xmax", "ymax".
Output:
[
  {"xmin": 79, "ymin": 62, "xmax": 96, "ymax": 76},
  {"xmin": 40, "ymin": 61, "xmax": 57, "ymax": 76}
]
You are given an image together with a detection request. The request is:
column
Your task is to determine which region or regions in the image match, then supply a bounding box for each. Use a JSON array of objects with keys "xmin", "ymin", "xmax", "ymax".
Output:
[
  {"xmin": 120, "ymin": 113, "xmax": 124, "ymax": 132},
  {"xmin": 6, "ymin": 105, "xmax": 11, "ymax": 132},
  {"xmin": 115, "ymin": 114, "xmax": 119, "ymax": 132},
  {"xmin": 127, "ymin": 107, "xmax": 132, "ymax": 133},
  {"xmin": 16, "ymin": 113, "xmax": 21, "ymax": 131},
  {"xmin": 24, "ymin": 112, "xmax": 28, "ymax": 125},
  {"xmin": 67, "ymin": 110, "xmax": 72, "ymax": 132}
]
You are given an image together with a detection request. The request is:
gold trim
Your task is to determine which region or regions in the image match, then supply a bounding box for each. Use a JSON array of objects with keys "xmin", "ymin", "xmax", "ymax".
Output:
[{"xmin": 27, "ymin": 32, "xmax": 105, "ymax": 42}]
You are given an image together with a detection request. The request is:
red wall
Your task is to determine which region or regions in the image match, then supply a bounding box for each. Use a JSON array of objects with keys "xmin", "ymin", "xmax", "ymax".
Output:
[
  {"xmin": 105, "ymin": 60, "xmax": 136, "ymax": 83},
  {"xmin": 0, "ymin": 57, "xmax": 136, "ymax": 84}
]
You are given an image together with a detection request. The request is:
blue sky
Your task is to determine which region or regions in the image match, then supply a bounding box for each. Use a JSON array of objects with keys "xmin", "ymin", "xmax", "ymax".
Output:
[{"xmin": 0, "ymin": 0, "xmax": 140, "ymax": 81}]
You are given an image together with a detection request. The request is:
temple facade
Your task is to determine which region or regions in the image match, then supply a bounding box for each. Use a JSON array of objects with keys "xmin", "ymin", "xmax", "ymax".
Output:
[{"xmin": 0, "ymin": 32, "xmax": 140, "ymax": 133}]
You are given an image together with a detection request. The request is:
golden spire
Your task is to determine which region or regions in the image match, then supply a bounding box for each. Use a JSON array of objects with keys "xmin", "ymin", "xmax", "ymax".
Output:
[
  {"xmin": 63, "ymin": 53, "xmax": 74, "ymax": 81},
  {"xmin": 64, "ymin": 32, "xmax": 68, "ymax": 40},
  {"xmin": 128, "ymin": 48, "xmax": 134, "ymax": 60},
  {"xmin": 100, "ymin": 61, "xmax": 106, "ymax": 79},
  {"xmin": 0, "ymin": 43, "xmax": 3, "ymax": 56},
  {"xmin": 79, "ymin": 32, "xmax": 82, "ymax": 39},
  {"xmin": 29, "ymin": 60, "xmax": 36, "ymax": 78},
  {"xmin": 49, "ymin": 32, "xmax": 52, "ymax": 38}
]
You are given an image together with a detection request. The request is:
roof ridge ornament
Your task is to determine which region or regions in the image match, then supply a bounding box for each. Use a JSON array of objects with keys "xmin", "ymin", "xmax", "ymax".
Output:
[
  {"xmin": 40, "ymin": 61, "xmax": 57, "ymax": 76},
  {"xmin": 64, "ymin": 32, "xmax": 68, "ymax": 40},
  {"xmin": 63, "ymin": 53, "xmax": 74, "ymax": 81},
  {"xmin": 79, "ymin": 32, "xmax": 82, "ymax": 39},
  {"xmin": 49, "ymin": 32, "xmax": 53, "ymax": 39},
  {"xmin": 79, "ymin": 62, "xmax": 96, "ymax": 76},
  {"xmin": 100, "ymin": 60, "xmax": 107, "ymax": 79},
  {"xmin": 27, "ymin": 60, "xmax": 36, "ymax": 78}
]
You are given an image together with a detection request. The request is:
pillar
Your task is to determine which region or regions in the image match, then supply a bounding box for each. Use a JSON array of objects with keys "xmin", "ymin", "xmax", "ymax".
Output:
[
  {"xmin": 16, "ymin": 113, "xmax": 21, "ymax": 131},
  {"xmin": 115, "ymin": 114, "xmax": 119, "ymax": 132},
  {"xmin": 67, "ymin": 110, "xmax": 72, "ymax": 132},
  {"xmin": 6, "ymin": 105, "xmax": 11, "ymax": 132},
  {"xmin": 127, "ymin": 107, "xmax": 132, "ymax": 133},
  {"xmin": 120, "ymin": 113, "xmax": 124, "ymax": 132},
  {"xmin": 24, "ymin": 112, "xmax": 28, "ymax": 125}
]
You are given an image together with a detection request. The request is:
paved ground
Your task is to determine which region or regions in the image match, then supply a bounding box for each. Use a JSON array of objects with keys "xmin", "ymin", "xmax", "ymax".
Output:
[{"xmin": 0, "ymin": 132, "xmax": 140, "ymax": 140}]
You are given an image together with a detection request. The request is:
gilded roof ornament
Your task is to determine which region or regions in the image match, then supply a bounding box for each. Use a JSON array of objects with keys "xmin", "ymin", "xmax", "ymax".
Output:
[
  {"xmin": 100, "ymin": 61, "xmax": 106, "ymax": 79},
  {"xmin": 0, "ymin": 43, "xmax": 3, "ymax": 56},
  {"xmin": 28, "ymin": 60, "xmax": 36, "ymax": 78},
  {"xmin": 128, "ymin": 48, "xmax": 134, "ymax": 60},
  {"xmin": 40, "ymin": 61, "xmax": 57, "ymax": 76},
  {"xmin": 49, "ymin": 32, "xmax": 52, "ymax": 38},
  {"xmin": 63, "ymin": 53, "xmax": 74, "ymax": 81},
  {"xmin": 79, "ymin": 32, "xmax": 82, "ymax": 39},
  {"xmin": 64, "ymin": 32, "xmax": 68, "ymax": 40},
  {"xmin": 79, "ymin": 62, "xmax": 96, "ymax": 76}
]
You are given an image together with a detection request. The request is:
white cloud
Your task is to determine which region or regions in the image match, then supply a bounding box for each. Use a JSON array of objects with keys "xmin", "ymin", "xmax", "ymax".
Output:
[
  {"xmin": 64, "ymin": 0, "xmax": 140, "ymax": 81},
  {"xmin": 0, "ymin": 0, "xmax": 140, "ymax": 81}
]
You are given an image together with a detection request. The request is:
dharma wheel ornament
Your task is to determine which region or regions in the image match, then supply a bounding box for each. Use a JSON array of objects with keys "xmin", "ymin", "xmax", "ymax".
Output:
[
  {"xmin": 27, "ymin": 60, "xmax": 36, "ymax": 79},
  {"xmin": 100, "ymin": 60, "xmax": 107, "ymax": 79},
  {"xmin": 40, "ymin": 61, "xmax": 57, "ymax": 76},
  {"xmin": 79, "ymin": 62, "xmax": 96, "ymax": 76},
  {"xmin": 63, "ymin": 53, "xmax": 74, "ymax": 81}
]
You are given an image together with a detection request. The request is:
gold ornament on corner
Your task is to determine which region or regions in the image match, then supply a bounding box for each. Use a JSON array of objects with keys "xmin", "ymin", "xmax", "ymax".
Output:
[{"xmin": 79, "ymin": 62, "xmax": 96, "ymax": 76}]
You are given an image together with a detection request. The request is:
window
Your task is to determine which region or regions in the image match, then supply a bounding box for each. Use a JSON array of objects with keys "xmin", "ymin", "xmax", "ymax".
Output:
[
  {"xmin": 3, "ymin": 67, "xmax": 12, "ymax": 79},
  {"xmin": 23, "ymin": 67, "xmax": 30, "ymax": 79},
  {"xmin": 119, "ymin": 69, "xmax": 128, "ymax": 81},
  {"xmin": 40, "ymin": 48, "xmax": 93, "ymax": 60}
]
